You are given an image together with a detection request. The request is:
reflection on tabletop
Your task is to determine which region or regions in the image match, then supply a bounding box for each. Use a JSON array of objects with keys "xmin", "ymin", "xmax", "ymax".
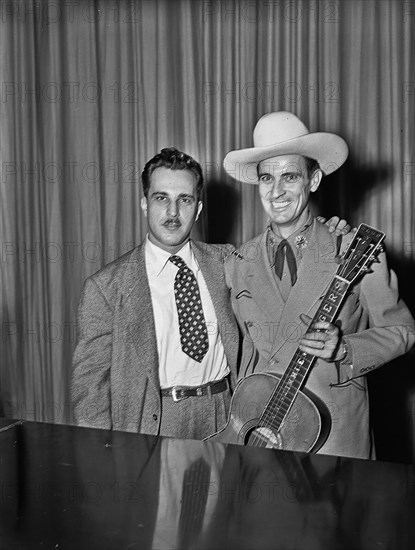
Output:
[{"xmin": 0, "ymin": 420, "xmax": 414, "ymax": 550}]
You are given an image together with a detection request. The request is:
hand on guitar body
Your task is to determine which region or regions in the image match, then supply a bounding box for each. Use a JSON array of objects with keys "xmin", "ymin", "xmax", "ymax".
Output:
[
  {"xmin": 298, "ymin": 314, "xmax": 345, "ymax": 363},
  {"xmin": 204, "ymin": 308, "xmax": 345, "ymax": 452}
]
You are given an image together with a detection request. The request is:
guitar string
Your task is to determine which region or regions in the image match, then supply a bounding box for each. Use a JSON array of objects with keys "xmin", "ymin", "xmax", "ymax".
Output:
[
  {"xmin": 251, "ymin": 284, "xmax": 341, "ymax": 446},
  {"xmin": 245, "ymin": 232, "xmax": 383, "ymax": 449},
  {"xmin": 252, "ymin": 278, "xmax": 349, "ymax": 446},
  {"xmin": 258, "ymin": 279, "xmax": 344, "ymax": 433}
]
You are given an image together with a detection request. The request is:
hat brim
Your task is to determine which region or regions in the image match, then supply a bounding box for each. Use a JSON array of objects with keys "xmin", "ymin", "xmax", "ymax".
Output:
[{"xmin": 223, "ymin": 132, "xmax": 349, "ymax": 184}]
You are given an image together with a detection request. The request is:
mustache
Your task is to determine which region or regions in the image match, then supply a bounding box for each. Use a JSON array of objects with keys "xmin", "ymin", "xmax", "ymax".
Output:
[{"xmin": 163, "ymin": 218, "xmax": 182, "ymax": 227}]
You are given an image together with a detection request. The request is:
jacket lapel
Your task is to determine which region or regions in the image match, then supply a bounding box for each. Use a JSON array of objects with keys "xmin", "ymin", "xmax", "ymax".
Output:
[
  {"xmin": 269, "ymin": 220, "xmax": 340, "ymax": 359},
  {"xmin": 120, "ymin": 244, "xmax": 160, "ymax": 390},
  {"xmin": 237, "ymin": 232, "xmax": 286, "ymax": 322}
]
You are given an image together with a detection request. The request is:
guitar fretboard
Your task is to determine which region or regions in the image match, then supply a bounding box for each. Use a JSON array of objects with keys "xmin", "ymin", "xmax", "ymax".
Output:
[{"xmin": 260, "ymin": 275, "xmax": 350, "ymax": 431}]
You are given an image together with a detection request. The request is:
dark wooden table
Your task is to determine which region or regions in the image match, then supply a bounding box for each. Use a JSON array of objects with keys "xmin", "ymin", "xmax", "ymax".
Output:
[{"xmin": 0, "ymin": 420, "xmax": 414, "ymax": 549}]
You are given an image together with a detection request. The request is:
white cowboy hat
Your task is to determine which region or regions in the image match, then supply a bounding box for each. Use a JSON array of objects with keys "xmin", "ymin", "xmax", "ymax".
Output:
[{"xmin": 223, "ymin": 111, "xmax": 349, "ymax": 184}]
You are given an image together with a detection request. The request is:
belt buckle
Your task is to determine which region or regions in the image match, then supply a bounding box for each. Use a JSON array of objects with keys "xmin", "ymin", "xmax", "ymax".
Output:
[{"xmin": 171, "ymin": 386, "xmax": 188, "ymax": 402}]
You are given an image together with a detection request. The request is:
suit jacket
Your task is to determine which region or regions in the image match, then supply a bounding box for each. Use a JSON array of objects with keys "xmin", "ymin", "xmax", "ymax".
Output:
[
  {"xmin": 225, "ymin": 219, "xmax": 415, "ymax": 459},
  {"xmin": 71, "ymin": 240, "xmax": 239, "ymax": 435}
]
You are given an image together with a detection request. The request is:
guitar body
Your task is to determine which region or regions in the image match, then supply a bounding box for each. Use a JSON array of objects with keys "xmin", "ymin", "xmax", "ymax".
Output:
[{"xmin": 205, "ymin": 373, "xmax": 331, "ymax": 453}]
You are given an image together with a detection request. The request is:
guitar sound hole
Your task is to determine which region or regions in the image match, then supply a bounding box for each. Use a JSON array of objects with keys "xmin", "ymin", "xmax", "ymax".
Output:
[{"xmin": 245, "ymin": 427, "xmax": 283, "ymax": 449}]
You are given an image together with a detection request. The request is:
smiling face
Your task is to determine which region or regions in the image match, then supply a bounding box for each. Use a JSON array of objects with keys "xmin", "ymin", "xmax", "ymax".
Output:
[
  {"xmin": 140, "ymin": 167, "xmax": 203, "ymax": 254},
  {"xmin": 258, "ymin": 154, "xmax": 322, "ymax": 238}
]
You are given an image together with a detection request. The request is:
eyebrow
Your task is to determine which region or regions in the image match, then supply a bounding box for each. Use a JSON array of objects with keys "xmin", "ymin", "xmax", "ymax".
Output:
[
  {"xmin": 177, "ymin": 193, "xmax": 196, "ymax": 199},
  {"xmin": 258, "ymin": 168, "xmax": 303, "ymax": 177},
  {"xmin": 257, "ymin": 166, "xmax": 271, "ymax": 177},
  {"xmin": 150, "ymin": 191, "xmax": 195, "ymax": 199}
]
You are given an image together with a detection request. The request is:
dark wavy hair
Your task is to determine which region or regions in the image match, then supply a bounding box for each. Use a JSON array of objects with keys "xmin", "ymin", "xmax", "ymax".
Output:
[{"xmin": 141, "ymin": 147, "xmax": 203, "ymax": 198}]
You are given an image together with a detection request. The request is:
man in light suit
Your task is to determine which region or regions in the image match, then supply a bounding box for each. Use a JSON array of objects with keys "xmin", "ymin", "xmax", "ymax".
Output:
[
  {"xmin": 71, "ymin": 148, "xmax": 240, "ymax": 439},
  {"xmin": 71, "ymin": 147, "xmax": 342, "ymax": 440},
  {"xmin": 223, "ymin": 111, "xmax": 415, "ymax": 459}
]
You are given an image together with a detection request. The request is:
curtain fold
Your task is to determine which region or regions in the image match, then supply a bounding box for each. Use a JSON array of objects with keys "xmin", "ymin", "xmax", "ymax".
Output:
[{"xmin": 1, "ymin": 0, "xmax": 414, "ymax": 459}]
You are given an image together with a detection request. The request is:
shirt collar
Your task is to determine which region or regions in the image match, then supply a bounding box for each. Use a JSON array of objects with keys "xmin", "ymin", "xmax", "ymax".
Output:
[
  {"xmin": 268, "ymin": 211, "xmax": 314, "ymax": 245},
  {"xmin": 145, "ymin": 237, "xmax": 198, "ymax": 277}
]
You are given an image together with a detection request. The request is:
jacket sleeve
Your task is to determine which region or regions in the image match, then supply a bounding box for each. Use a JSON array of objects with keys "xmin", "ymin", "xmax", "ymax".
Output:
[
  {"xmin": 71, "ymin": 277, "xmax": 113, "ymax": 429},
  {"xmin": 343, "ymin": 251, "xmax": 415, "ymax": 378}
]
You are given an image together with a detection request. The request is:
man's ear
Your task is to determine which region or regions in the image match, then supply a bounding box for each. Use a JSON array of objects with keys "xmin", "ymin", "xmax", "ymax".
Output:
[
  {"xmin": 195, "ymin": 201, "xmax": 203, "ymax": 221},
  {"xmin": 140, "ymin": 196, "xmax": 148, "ymax": 217},
  {"xmin": 310, "ymin": 169, "xmax": 323, "ymax": 193}
]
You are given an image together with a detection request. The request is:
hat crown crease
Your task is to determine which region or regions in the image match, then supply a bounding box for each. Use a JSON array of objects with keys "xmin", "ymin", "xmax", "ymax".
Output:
[{"xmin": 253, "ymin": 112, "xmax": 309, "ymax": 147}]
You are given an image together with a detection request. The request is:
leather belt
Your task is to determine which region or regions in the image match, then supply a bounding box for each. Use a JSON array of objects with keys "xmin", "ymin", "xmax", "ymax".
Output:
[{"xmin": 161, "ymin": 378, "xmax": 229, "ymax": 402}]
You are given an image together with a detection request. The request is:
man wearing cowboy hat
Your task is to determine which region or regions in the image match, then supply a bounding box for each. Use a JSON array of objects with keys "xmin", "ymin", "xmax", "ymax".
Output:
[{"xmin": 223, "ymin": 111, "xmax": 415, "ymax": 459}]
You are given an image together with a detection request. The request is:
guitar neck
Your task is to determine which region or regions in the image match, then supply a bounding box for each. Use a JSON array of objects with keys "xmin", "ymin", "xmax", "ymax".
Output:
[{"xmin": 260, "ymin": 275, "xmax": 350, "ymax": 431}]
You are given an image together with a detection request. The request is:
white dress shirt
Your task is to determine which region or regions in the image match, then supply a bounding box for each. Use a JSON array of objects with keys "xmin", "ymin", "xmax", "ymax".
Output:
[{"xmin": 145, "ymin": 237, "xmax": 229, "ymax": 388}]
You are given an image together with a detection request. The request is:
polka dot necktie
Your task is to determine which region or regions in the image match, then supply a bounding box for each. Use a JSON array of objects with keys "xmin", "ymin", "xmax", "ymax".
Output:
[{"xmin": 169, "ymin": 255, "xmax": 209, "ymax": 363}]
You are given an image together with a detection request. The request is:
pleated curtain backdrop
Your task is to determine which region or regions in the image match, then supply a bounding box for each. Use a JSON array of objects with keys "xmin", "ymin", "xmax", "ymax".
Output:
[{"xmin": 1, "ymin": 0, "xmax": 414, "ymax": 461}]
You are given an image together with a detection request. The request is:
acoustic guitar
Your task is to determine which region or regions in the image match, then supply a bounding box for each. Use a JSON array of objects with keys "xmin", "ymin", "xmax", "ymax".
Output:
[{"xmin": 205, "ymin": 224, "xmax": 385, "ymax": 452}]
